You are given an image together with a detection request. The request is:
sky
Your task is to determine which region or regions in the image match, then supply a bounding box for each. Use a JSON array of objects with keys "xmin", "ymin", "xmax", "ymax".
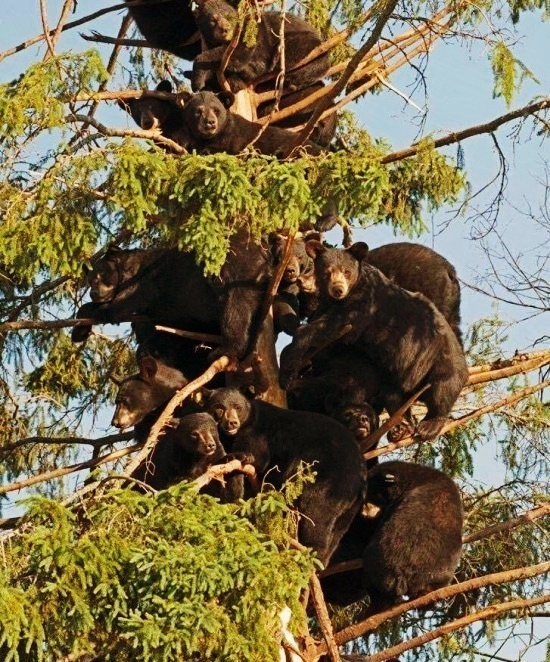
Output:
[{"xmin": 1, "ymin": 3, "xmax": 549, "ymax": 658}]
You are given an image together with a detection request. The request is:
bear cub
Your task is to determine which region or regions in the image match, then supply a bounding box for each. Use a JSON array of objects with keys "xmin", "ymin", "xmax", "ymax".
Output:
[
  {"xmin": 180, "ymin": 90, "xmax": 323, "ymax": 156},
  {"xmin": 190, "ymin": 0, "xmax": 329, "ymax": 93}
]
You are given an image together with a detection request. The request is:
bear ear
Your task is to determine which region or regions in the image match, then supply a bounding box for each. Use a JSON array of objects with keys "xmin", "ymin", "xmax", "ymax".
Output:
[
  {"xmin": 305, "ymin": 239, "xmax": 325, "ymax": 259},
  {"xmin": 176, "ymin": 90, "xmax": 193, "ymax": 107},
  {"xmin": 104, "ymin": 245, "xmax": 124, "ymax": 260},
  {"xmin": 303, "ymin": 230, "xmax": 322, "ymax": 243},
  {"xmin": 217, "ymin": 91, "xmax": 235, "ymax": 109},
  {"xmin": 156, "ymin": 80, "xmax": 173, "ymax": 93},
  {"xmin": 138, "ymin": 355, "xmax": 158, "ymax": 383},
  {"xmin": 347, "ymin": 241, "xmax": 369, "ymax": 262}
]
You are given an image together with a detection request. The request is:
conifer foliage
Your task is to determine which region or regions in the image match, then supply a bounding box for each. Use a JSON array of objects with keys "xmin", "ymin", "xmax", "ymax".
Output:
[{"xmin": 0, "ymin": 0, "xmax": 548, "ymax": 660}]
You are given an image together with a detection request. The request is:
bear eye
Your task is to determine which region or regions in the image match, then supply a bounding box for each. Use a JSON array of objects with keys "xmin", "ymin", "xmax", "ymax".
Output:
[{"xmin": 344, "ymin": 269, "xmax": 351, "ymax": 277}]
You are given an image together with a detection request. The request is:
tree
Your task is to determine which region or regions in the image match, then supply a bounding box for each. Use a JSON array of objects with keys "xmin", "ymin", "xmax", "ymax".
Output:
[{"xmin": 0, "ymin": 1, "xmax": 548, "ymax": 660}]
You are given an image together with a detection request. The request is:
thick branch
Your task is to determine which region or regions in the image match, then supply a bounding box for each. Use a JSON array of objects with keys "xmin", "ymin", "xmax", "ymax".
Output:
[
  {"xmin": 381, "ymin": 98, "xmax": 550, "ymax": 164},
  {"xmin": 315, "ymin": 561, "xmax": 550, "ymax": 654},
  {"xmin": 191, "ymin": 458, "xmax": 258, "ymax": 492}
]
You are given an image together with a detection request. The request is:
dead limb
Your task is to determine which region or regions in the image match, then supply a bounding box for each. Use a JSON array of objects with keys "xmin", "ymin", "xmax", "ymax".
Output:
[{"xmin": 192, "ymin": 459, "xmax": 259, "ymax": 493}]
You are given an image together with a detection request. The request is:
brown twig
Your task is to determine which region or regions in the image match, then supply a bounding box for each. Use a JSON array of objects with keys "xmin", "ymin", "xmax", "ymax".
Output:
[{"xmin": 0, "ymin": 3, "xmax": 129, "ymax": 63}]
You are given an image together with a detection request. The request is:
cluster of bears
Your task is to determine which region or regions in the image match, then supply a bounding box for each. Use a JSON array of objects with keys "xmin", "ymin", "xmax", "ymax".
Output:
[
  {"xmin": 70, "ymin": 0, "xmax": 469, "ymax": 611},
  {"xmin": 119, "ymin": 0, "xmax": 336, "ymax": 157},
  {"xmin": 72, "ymin": 232, "xmax": 467, "ymax": 608}
]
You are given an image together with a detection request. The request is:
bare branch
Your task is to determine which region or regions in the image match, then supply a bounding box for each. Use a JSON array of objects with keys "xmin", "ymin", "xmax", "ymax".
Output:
[
  {"xmin": 314, "ymin": 561, "xmax": 550, "ymax": 655},
  {"xmin": 0, "ymin": 431, "xmax": 133, "ymax": 455},
  {"xmin": 381, "ymin": 98, "xmax": 550, "ymax": 165},
  {"xmin": 0, "ymin": 444, "xmax": 142, "ymax": 496},
  {"xmin": 364, "ymin": 594, "xmax": 549, "ymax": 662},
  {"xmin": 463, "ymin": 502, "xmax": 550, "ymax": 544}
]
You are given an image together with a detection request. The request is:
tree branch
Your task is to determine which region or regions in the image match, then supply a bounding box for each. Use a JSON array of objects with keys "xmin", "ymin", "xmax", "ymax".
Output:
[
  {"xmin": 463, "ymin": 502, "xmax": 550, "ymax": 544},
  {"xmin": 381, "ymin": 98, "xmax": 550, "ymax": 164},
  {"xmin": 364, "ymin": 594, "xmax": 549, "ymax": 662},
  {"xmin": 0, "ymin": 431, "xmax": 133, "ymax": 455},
  {"xmin": 285, "ymin": 0, "xmax": 400, "ymax": 156},
  {"xmin": 0, "ymin": 444, "xmax": 142, "ymax": 496},
  {"xmin": 314, "ymin": 561, "xmax": 550, "ymax": 655},
  {"xmin": 364, "ymin": 380, "xmax": 549, "ymax": 462}
]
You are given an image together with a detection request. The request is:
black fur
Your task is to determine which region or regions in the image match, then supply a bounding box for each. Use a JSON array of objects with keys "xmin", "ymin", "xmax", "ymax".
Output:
[
  {"xmin": 180, "ymin": 90, "xmax": 323, "ymax": 156},
  {"xmin": 118, "ymin": 81, "xmax": 190, "ymax": 149},
  {"xmin": 206, "ymin": 387, "xmax": 364, "ymax": 564},
  {"xmin": 279, "ymin": 242, "xmax": 469, "ymax": 441},
  {"xmin": 362, "ymin": 461, "xmax": 463, "ymax": 610},
  {"xmin": 190, "ymin": 0, "xmax": 329, "ymax": 92},
  {"xmin": 125, "ymin": 0, "xmax": 200, "ymax": 60},
  {"xmin": 71, "ymin": 233, "xmax": 270, "ymax": 362}
]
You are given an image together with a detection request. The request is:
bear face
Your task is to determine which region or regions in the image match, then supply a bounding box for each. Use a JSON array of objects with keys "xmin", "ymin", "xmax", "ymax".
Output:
[
  {"xmin": 306, "ymin": 240, "xmax": 369, "ymax": 300},
  {"xmin": 329, "ymin": 401, "xmax": 379, "ymax": 448},
  {"xmin": 208, "ymin": 387, "xmax": 251, "ymax": 437},
  {"xmin": 175, "ymin": 412, "xmax": 225, "ymax": 459},
  {"xmin": 111, "ymin": 356, "xmax": 187, "ymax": 431},
  {"xmin": 86, "ymin": 251, "xmax": 121, "ymax": 303},
  {"xmin": 193, "ymin": 0, "xmax": 236, "ymax": 46},
  {"xmin": 181, "ymin": 90, "xmax": 233, "ymax": 140}
]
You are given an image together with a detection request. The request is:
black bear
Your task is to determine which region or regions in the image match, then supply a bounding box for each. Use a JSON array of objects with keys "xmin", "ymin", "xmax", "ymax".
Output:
[
  {"xmin": 111, "ymin": 355, "xmax": 193, "ymax": 434},
  {"xmin": 321, "ymin": 461, "xmax": 463, "ymax": 609},
  {"xmin": 206, "ymin": 387, "xmax": 364, "ymax": 564},
  {"xmin": 124, "ymin": 0, "xmax": 201, "ymax": 60},
  {"xmin": 118, "ymin": 80, "xmax": 190, "ymax": 149},
  {"xmin": 362, "ymin": 461, "xmax": 463, "ymax": 610},
  {"xmin": 269, "ymin": 232, "xmax": 321, "ymax": 333},
  {"xmin": 257, "ymin": 82, "xmax": 337, "ymax": 148},
  {"xmin": 279, "ymin": 241, "xmax": 469, "ymax": 441},
  {"xmin": 71, "ymin": 232, "xmax": 271, "ymax": 362},
  {"xmin": 190, "ymin": 0, "xmax": 329, "ymax": 92},
  {"xmin": 366, "ymin": 242, "xmax": 462, "ymax": 343},
  {"xmin": 179, "ymin": 90, "xmax": 323, "ymax": 156},
  {"xmin": 130, "ymin": 412, "xmax": 242, "ymax": 501}
]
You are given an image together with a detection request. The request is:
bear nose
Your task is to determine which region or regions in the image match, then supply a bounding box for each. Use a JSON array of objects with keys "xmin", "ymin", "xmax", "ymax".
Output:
[
  {"xmin": 285, "ymin": 266, "xmax": 297, "ymax": 280},
  {"xmin": 332, "ymin": 285, "xmax": 344, "ymax": 297}
]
